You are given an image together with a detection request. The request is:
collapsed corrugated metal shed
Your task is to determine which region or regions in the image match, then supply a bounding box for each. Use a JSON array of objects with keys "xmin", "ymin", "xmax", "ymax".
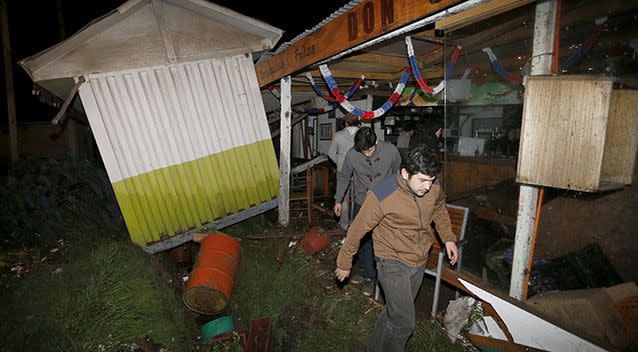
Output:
[{"xmin": 19, "ymin": 0, "xmax": 283, "ymax": 248}]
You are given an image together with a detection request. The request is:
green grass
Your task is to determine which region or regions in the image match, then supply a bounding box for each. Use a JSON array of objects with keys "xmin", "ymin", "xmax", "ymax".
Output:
[
  {"xmin": 406, "ymin": 320, "xmax": 469, "ymax": 352},
  {"xmin": 228, "ymin": 239, "xmax": 314, "ymax": 349},
  {"xmin": 0, "ymin": 235, "xmax": 197, "ymax": 352},
  {"xmin": 294, "ymin": 286, "xmax": 467, "ymax": 352},
  {"xmin": 1, "ymin": 158, "xmax": 199, "ymax": 351},
  {"xmin": 0, "ymin": 156, "xmax": 470, "ymax": 352},
  {"xmin": 223, "ymin": 216, "xmax": 467, "ymax": 352},
  {"xmin": 231, "ymin": 242, "xmax": 311, "ymax": 321},
  {"xmin": 291, "ymin": 289, "xmax": 378, "ymax": 352}
]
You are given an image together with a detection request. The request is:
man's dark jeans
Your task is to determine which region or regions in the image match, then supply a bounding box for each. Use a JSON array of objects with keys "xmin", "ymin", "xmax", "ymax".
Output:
[
  {"xmin": 368, "ymin": 258, "xmax": 425, "ymax": 352},
  {"xmin": 352, "ymin": 202, "xmax": 376, "ymax": 279}
]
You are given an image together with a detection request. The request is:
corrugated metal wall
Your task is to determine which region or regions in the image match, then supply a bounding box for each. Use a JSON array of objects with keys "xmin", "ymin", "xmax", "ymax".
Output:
[{"xmin": 78, "ymin": 54, "xmax": 279, "ymax": 246}]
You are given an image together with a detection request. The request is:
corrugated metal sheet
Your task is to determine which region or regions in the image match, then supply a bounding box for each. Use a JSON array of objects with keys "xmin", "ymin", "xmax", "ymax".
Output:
[
  {"xmin": 78, "ymin": 54, "xmax": 279, "ymax": 246},
  {"xmin": 273, "ymin": 0, "xmax": 363, "ymax": 54}
]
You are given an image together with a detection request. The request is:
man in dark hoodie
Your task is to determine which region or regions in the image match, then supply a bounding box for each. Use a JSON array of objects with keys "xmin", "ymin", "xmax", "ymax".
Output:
[
  {"xmin": 335, "ymin": 145, "xmax": 458, "ymax": 352},
  {"xmin": 334, "ymin": 126, "xmax": 401, "ymax": 296}
]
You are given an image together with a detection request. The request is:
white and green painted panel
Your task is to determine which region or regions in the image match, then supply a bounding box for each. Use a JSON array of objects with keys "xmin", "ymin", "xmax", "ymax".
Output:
[{"xmin": 78, "ymin": 54, "xmax": 278, "ymax": 246}]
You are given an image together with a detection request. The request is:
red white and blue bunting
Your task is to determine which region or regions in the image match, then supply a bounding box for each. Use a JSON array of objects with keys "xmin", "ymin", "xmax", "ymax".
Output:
[
  {"xmin": 269, "ymin": 17, "xmax": 614, "ymax": 119},
  {"xmin": 274, "ymin": 22, "xmax": 614, "ymax": 119},
  {"xmin": 306, "ymin": 74, "xmax": 365, "ymax": 103},
  {"xmin": 560, "ymin": 17, "xmax": 607, "ymax": 70},
  {"xmin": 406, "ymin": 36, "xmax": 462, "ymax": 96},
  {"xmin": 319, "ymin": 64, "xmax": 411, "ymax": 119},
  {"xmin": 482, "ymin": 47, "xmax": 523, "ymax": 85},
  {"xmin": 480, "ymin": 17, "xmax": 607, "ymax": 83},
  {"xmin": 267, "ymin": 81, "xmax": 363, "ymax": 115}
]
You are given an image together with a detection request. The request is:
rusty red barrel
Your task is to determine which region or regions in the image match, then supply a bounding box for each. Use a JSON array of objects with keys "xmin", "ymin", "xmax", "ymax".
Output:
[
  {"xmin": 183, "ymin": 232, "xmax": 240, "ymax": 315},
  {"xmin": 300, "ymin": 227, "xmax": 330, "ymax": 255},
  {"xmin": 169, "ymin": 242, "xmax": 193, "ymax": 265}
]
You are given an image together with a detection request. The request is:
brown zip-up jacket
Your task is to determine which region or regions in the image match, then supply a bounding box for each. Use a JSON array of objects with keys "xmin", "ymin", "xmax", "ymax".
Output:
[{"xmin": 336, "ymin": 172, "xmax": 455, "ymax": 270}]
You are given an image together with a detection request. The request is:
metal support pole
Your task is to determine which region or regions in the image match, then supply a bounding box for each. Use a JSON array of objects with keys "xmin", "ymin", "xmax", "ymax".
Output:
[
  {"xmin": 509, "ymin": 0, "xmax": 557, "ymax": 300},
  {"xmin": 432, "ymin": 252, "xmax": 445, "ymax": 317}
]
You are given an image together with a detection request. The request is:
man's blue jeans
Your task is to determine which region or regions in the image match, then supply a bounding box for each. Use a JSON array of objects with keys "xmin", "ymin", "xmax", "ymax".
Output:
[
  {"xmin": 352, "ymin": 202, "xmax": 376, "ymax": 279},
  {"xmin": 368, "ymin": 258, "xmax": 426, "ymax": 352}
]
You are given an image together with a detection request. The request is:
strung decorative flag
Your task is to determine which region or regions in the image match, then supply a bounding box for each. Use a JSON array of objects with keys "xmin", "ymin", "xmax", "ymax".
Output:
[
  {"xmin": 267, "ymin": 76, "xmax": 364, "ymax": 115},
  {"xmin": 560, "ymin": 17, "xmax": 607, "ymax": 70},
  {"xmin": 406, "ymin": 36, "xmax": 462, "ymax": 96},
  {"xmin": 319, "ymin": 65, "xmax": 411, "ymax": 119},
  {"xmin": 399, "ymin": 67, "xmax": 471, "ymax": 106},
  {"xmin": 482, "ymin": 47, "xmax": 523, "ymax": 85},
  {"xmin": 306, "ymin": 74, "xmax": 365, "ymax": 103}
]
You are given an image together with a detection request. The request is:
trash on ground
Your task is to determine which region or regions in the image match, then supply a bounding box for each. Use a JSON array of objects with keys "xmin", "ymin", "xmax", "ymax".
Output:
[
  {"xmin": 443, "ymin": 296, "xmax": 483, "ymax": 342},
  {"xmin": 10, "ymin": 263, "xmax": 29, "ymax": 278},
  {"xmin": 247, "ymin": 316, "xmax": 272, "ymax": 352},
  {"xmin": 300, "ymin": 227, "xmax": 330, "ymax": 255},
  {"xmin": 201, "ymin": 316, "xmax": 235, "ymax": 342}
]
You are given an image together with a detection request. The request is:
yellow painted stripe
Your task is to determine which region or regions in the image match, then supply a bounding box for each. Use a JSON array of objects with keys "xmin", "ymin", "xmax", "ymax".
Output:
[
  {"xmin": 256, "ymin": 138, "xmax": 279, "ymax": 197},
  {"xmin": 112, "ymin": 140, "xmax": 279, "ymax": 246}
]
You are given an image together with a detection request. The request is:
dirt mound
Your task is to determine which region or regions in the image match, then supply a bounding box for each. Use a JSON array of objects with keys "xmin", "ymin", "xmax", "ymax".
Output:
[{"xmin": 535, "ymin": 186, "xmax": 638, "ymax": 282}]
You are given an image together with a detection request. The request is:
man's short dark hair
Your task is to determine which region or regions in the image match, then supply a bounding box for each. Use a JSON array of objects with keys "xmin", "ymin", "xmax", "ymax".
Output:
[
  {"xmin": 402, "ymin": 145, "xmax": 442, "ymax": 177},
  {"xmin": 354, "ymin": 126, "xmax": 377, "ymax": 152}
]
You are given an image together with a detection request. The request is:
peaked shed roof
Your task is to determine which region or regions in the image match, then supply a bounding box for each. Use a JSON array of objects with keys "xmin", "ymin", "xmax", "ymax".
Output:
[{"xmin": 20, "ymin": 0, "xmax": 283, "ymax": 82}]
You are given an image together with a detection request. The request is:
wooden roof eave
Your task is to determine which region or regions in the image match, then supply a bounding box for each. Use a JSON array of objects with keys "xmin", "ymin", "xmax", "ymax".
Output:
[{"xmin": 256, "ymin": 0, "xmax": 540, "ymax": 87}]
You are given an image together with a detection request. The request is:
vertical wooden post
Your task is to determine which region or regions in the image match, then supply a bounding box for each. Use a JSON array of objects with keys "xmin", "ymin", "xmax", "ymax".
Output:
[
  {"xmin": 530, "ymin": 0, "xmax": 556, "ymax": 75},
  {"xmin": 278, "ymin": 76, "xmax": 292, "ymax": 226},
  {"xmin": 1, "ymin": 0, "xmax": 18, "ymax": 162},
  {"xmin": 302, "ymin": 116, "xmax": 310, "ymax": 159},
  {"xmin": 509, "ymin": 0, "xmax": 557, "ymax": 300}
]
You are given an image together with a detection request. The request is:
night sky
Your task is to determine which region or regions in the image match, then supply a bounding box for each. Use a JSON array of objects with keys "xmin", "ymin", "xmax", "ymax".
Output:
[{"xmin": 0, "ymin": 0, "xmax": 349, "ymax": 126}]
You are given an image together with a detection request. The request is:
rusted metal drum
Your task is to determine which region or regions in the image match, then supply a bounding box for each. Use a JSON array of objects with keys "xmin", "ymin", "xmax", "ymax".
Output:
[
  {"xmin": 169, "ymin": 242, "xmax": 193, "ymax": 265},
  {"xmin": 300, "ymin": 227, "xmax": 330, "ymax": 255},
  {"xmin": 183, "ymin": 232, "xmax": 240, "ymax": 315}
]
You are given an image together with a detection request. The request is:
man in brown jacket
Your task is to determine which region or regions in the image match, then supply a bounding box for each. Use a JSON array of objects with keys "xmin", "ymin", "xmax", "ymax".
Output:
[{"xmin": 335, "ymin": 145, "xmax": 458, "ymax": 352}]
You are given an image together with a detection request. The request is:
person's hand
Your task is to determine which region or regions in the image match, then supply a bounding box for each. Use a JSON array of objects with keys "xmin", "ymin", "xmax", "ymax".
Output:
[
  {"xmin": 334, "ymin": 203, "xmax": 342, "ymax": 217},
  {"xmin": 335, "ymin": 268, "xmax": 350, "ymax": 282},
  {"xmin": 445, "ymin": 241, "xmax": 459, "ymax": 266}
]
